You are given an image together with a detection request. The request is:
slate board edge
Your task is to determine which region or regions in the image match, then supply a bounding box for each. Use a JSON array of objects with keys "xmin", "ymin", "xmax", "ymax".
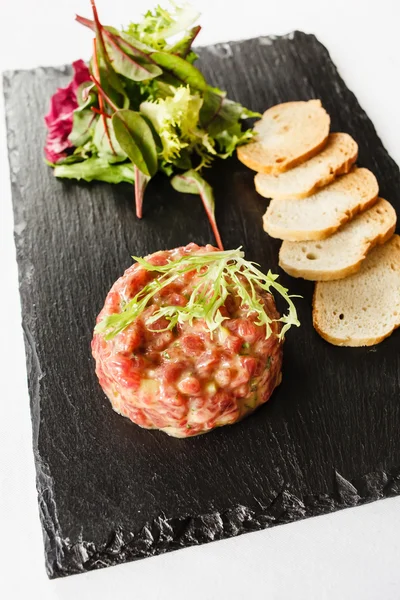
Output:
[
  {"xmin": 3, "ymin": 31, "xmax": 400, "ymax": 579},
  {"xmin": 43, "ymin": 467, "xmax": 400, "ymax": 578}
]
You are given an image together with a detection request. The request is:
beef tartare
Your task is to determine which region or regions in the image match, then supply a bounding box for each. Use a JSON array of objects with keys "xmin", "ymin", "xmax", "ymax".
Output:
[{"xmin": 92, "ymin": 244, "xmax": 299, "ymax": 437}]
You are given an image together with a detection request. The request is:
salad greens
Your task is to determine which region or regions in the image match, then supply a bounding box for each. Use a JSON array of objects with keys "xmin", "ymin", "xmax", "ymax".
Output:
[
  {"xmin": 95, "ymin": 248, "xmax": 300, "ymax": 341},
  {"xmin": 44, "ymin": 1, "xmax": 260, "ymax": 249}
]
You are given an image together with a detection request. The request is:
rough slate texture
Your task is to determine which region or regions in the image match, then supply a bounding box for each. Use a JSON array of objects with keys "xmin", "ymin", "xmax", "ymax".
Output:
[{"xmin": 4, "ymin": 32, "xmax": 400, "ymax": 578}]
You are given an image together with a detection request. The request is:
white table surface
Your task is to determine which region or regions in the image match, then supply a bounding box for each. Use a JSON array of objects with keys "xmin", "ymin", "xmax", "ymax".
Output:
[{"xmin": 1, "ymin": 1, "xmax": 399, "ymax": 598}]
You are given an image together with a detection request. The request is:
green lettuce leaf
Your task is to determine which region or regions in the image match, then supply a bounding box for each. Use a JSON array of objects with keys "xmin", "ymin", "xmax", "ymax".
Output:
[
  {"xmin": 205, "ymin": 98, "xmax": 261, "ymax": 137},
  {"xmin": 214, "ymin": 123, "xmax": 255, "ymax": 157},
  {"xmin": 53, "ymin": 157, "xmax": 135, "ymax": 184}
]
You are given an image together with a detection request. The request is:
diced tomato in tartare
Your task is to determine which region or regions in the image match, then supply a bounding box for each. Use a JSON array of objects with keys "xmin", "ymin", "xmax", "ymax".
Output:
[{"xmin": 92, "ymin": 243, "xmax": 283, "ymax": 438}]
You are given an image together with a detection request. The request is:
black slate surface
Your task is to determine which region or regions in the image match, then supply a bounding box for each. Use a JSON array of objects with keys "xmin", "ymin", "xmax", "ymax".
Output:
[{"xmin": 4, "ymin": 32, "xmax": 400, "ymax": 578}]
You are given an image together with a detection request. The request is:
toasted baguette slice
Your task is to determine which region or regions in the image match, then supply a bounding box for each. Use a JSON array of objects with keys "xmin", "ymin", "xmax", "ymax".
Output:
[
  {"xmin": 255, "ymin": 133, "xmax": 358, "ymax": 200},
  {"xmin": 279, "ymin": 199, "xmax": 397, "ymax": 280},
  {"xmin": 313, "ymin": 235, "xmax": 400, "ymax": 346},
  {"xmin": 237, "ymin": 100, "xmax": 330, "ymax": 174},
  {"xmin": 263, "ymin": 168, "xmax": 379, "ymax": 241}
]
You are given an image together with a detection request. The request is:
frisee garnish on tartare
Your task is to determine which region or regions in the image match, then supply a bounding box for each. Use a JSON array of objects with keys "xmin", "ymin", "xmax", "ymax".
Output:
[
  {"xmin": 44, "ymin": 1, "xmax": 261, "ymax": 250},
  {"xmin": 95, "ymin": 248, "xmax": 300, "ymax": 341}
]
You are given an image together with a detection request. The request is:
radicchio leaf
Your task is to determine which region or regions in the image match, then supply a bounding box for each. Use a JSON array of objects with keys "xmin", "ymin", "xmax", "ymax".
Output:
[{"xmin": 44, "ymin": 60, "xmax": 91, "ymax": 163}]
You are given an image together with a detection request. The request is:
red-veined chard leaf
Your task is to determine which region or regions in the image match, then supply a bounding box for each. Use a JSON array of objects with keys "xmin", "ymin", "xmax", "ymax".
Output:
[
  {"xmin": 199, "ymin": 87, "xmax": 225, "ymax": 128},
  {"xmin": 94, "ymin": 62, "xmax": 127, "ymax": 110},
  {"xmin": 76, "ymin": 15, "xmax": 155, "ymax": 53},
  {"xmin": 170, "ymin": 170, "xmax": 223, "ymax": 250},
  {"xmin": 93, "ymin": 117, "xmax": 127, "ymax": 162},
  {"xmin": 89, "ymin": 1, "xmax": 128, "ymax": 108},
  {"xmin": 152, "ymin": 51, "xmax": 207, "ymax": 91},
  {"xmin": 104, "ymin": 30, "xmax": 156, "ymax": 61},
  {"xmin": 91, "ymin": 38, "xmax": 118, "ymax": 156},
  {"xmin": 75, "ymin": 14, "xmax": 96, "ymax": 31},
  {"xmin": 112, "ymin": 110, "xmax": 158, "ymax": 177},
  {"xmin": 105, "ymin": 35, "xmax": 162, "ymax": 82},
  {"xmin": 68, "ymin": 109, "xmax": 97, "ymax": 147}
]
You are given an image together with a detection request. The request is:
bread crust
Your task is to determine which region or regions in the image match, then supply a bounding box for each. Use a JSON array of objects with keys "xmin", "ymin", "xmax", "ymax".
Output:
[
  {"xmin": 237, "ymin": 99, "xmax": 330, "ymax": 174},
  {"xmin": 254, "ymin": 133, "xmax": 358, "ymax": 200},
  {"xmin": 312, "ymin": 306, "xmax": 400, "ymax": 347},
  {"xmin": 312, "ymin": 235, "xmax": 400, "ymax": 346},
  {"xmin": 238, "ymin": 98, "xmax": 399, "ymax": 347},
  {"xmin": 239, "ymin": 136, "xmax": 330, "ymax": 174},
  {"xmin": 278, "ymin": 199, "xmax": 396, "ymax": 280},
  {"xmin": 263, "ymin": 193, "xmax": 378, "ymax": 241},
  {"xmin": 262, "ymin": 168, "xmax": 379, "ymax": 241}
]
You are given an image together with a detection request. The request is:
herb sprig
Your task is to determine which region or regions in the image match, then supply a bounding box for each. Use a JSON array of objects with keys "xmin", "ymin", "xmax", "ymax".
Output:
[
  {"xmin": 45, "ymin": 1, "xmax": 260, "ymax": 249},
  {"xmin": 95, "ymin": 248, "xmax": 300, "ymax": 341}
]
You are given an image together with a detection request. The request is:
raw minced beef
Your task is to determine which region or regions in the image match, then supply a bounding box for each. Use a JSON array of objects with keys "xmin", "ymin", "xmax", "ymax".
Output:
[{"xmin": 92, "ymin": 243, "xmax": 283, "ymax": 438}]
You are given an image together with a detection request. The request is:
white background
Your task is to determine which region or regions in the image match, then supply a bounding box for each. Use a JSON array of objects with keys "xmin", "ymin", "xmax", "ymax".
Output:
[{"xmin": 1, "ymin": 1, "xmax": 400, "ymax": 598}]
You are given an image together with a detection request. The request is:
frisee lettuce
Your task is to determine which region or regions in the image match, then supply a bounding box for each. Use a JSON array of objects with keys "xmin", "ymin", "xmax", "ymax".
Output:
[
  {"xmin": 124, "ymin": 3, "xmax": 200, "ymax": 49},
  {"xmin": 140, "ymin": 86, "xmax": 213, "ymax": 162},
  {"xmin": 95, "ymin": 248, "xmax": 300, "ymax": 341}
]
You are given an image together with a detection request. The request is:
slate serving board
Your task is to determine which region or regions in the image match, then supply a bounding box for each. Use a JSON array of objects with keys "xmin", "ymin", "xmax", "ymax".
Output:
[{"xmin": 4, "ymin": 32, "xmax": 400, "ymax": 579}]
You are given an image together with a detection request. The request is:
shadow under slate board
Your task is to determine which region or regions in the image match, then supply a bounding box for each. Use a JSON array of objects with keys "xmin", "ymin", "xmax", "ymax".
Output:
[{"xmin": 4, "ymin": 32, "xmax": 400, "ymax": 578}]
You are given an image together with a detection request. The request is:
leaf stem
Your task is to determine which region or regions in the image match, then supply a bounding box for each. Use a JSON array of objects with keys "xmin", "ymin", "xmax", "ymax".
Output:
[
  {"xmin": 92, "ymin": 38, "xmax": 116, "ymax": 155},
  {"xmin": 91, "ymin": 106, "xmax": 111, "ymax": 118},
  {"xmin": 199, "ymin": 190, "xmax": 224, "ymax": 250},
  {"xmin": 75, "ymin": 14, "xmax": 94, "ymax": 29},
  {"xmin": 90, "ymin": 0, "xmax": 112, "ymax": 67},
  {"xmin": 184, "ymin": 25, "xmax": 201, "ymax": 56},
  {"xmin": 90, "ymin": 72, "xmax": 119, "ymax": 113},
  {"xmin": 75, "ymin": 15, "xmax": 159, "ymax": 65},
  {"xmin": 90, "ymin": 0, "xmax": 102, "ymax": 33},
  {"xmin": 134, "ymin": 166, "xmax": 150, "ymax": 219}
]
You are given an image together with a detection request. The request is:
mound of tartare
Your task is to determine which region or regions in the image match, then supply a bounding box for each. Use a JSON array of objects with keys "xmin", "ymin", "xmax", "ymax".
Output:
[{"xmin": 92, "ymin": 244, "xmax": 298, "ymax": 437}]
